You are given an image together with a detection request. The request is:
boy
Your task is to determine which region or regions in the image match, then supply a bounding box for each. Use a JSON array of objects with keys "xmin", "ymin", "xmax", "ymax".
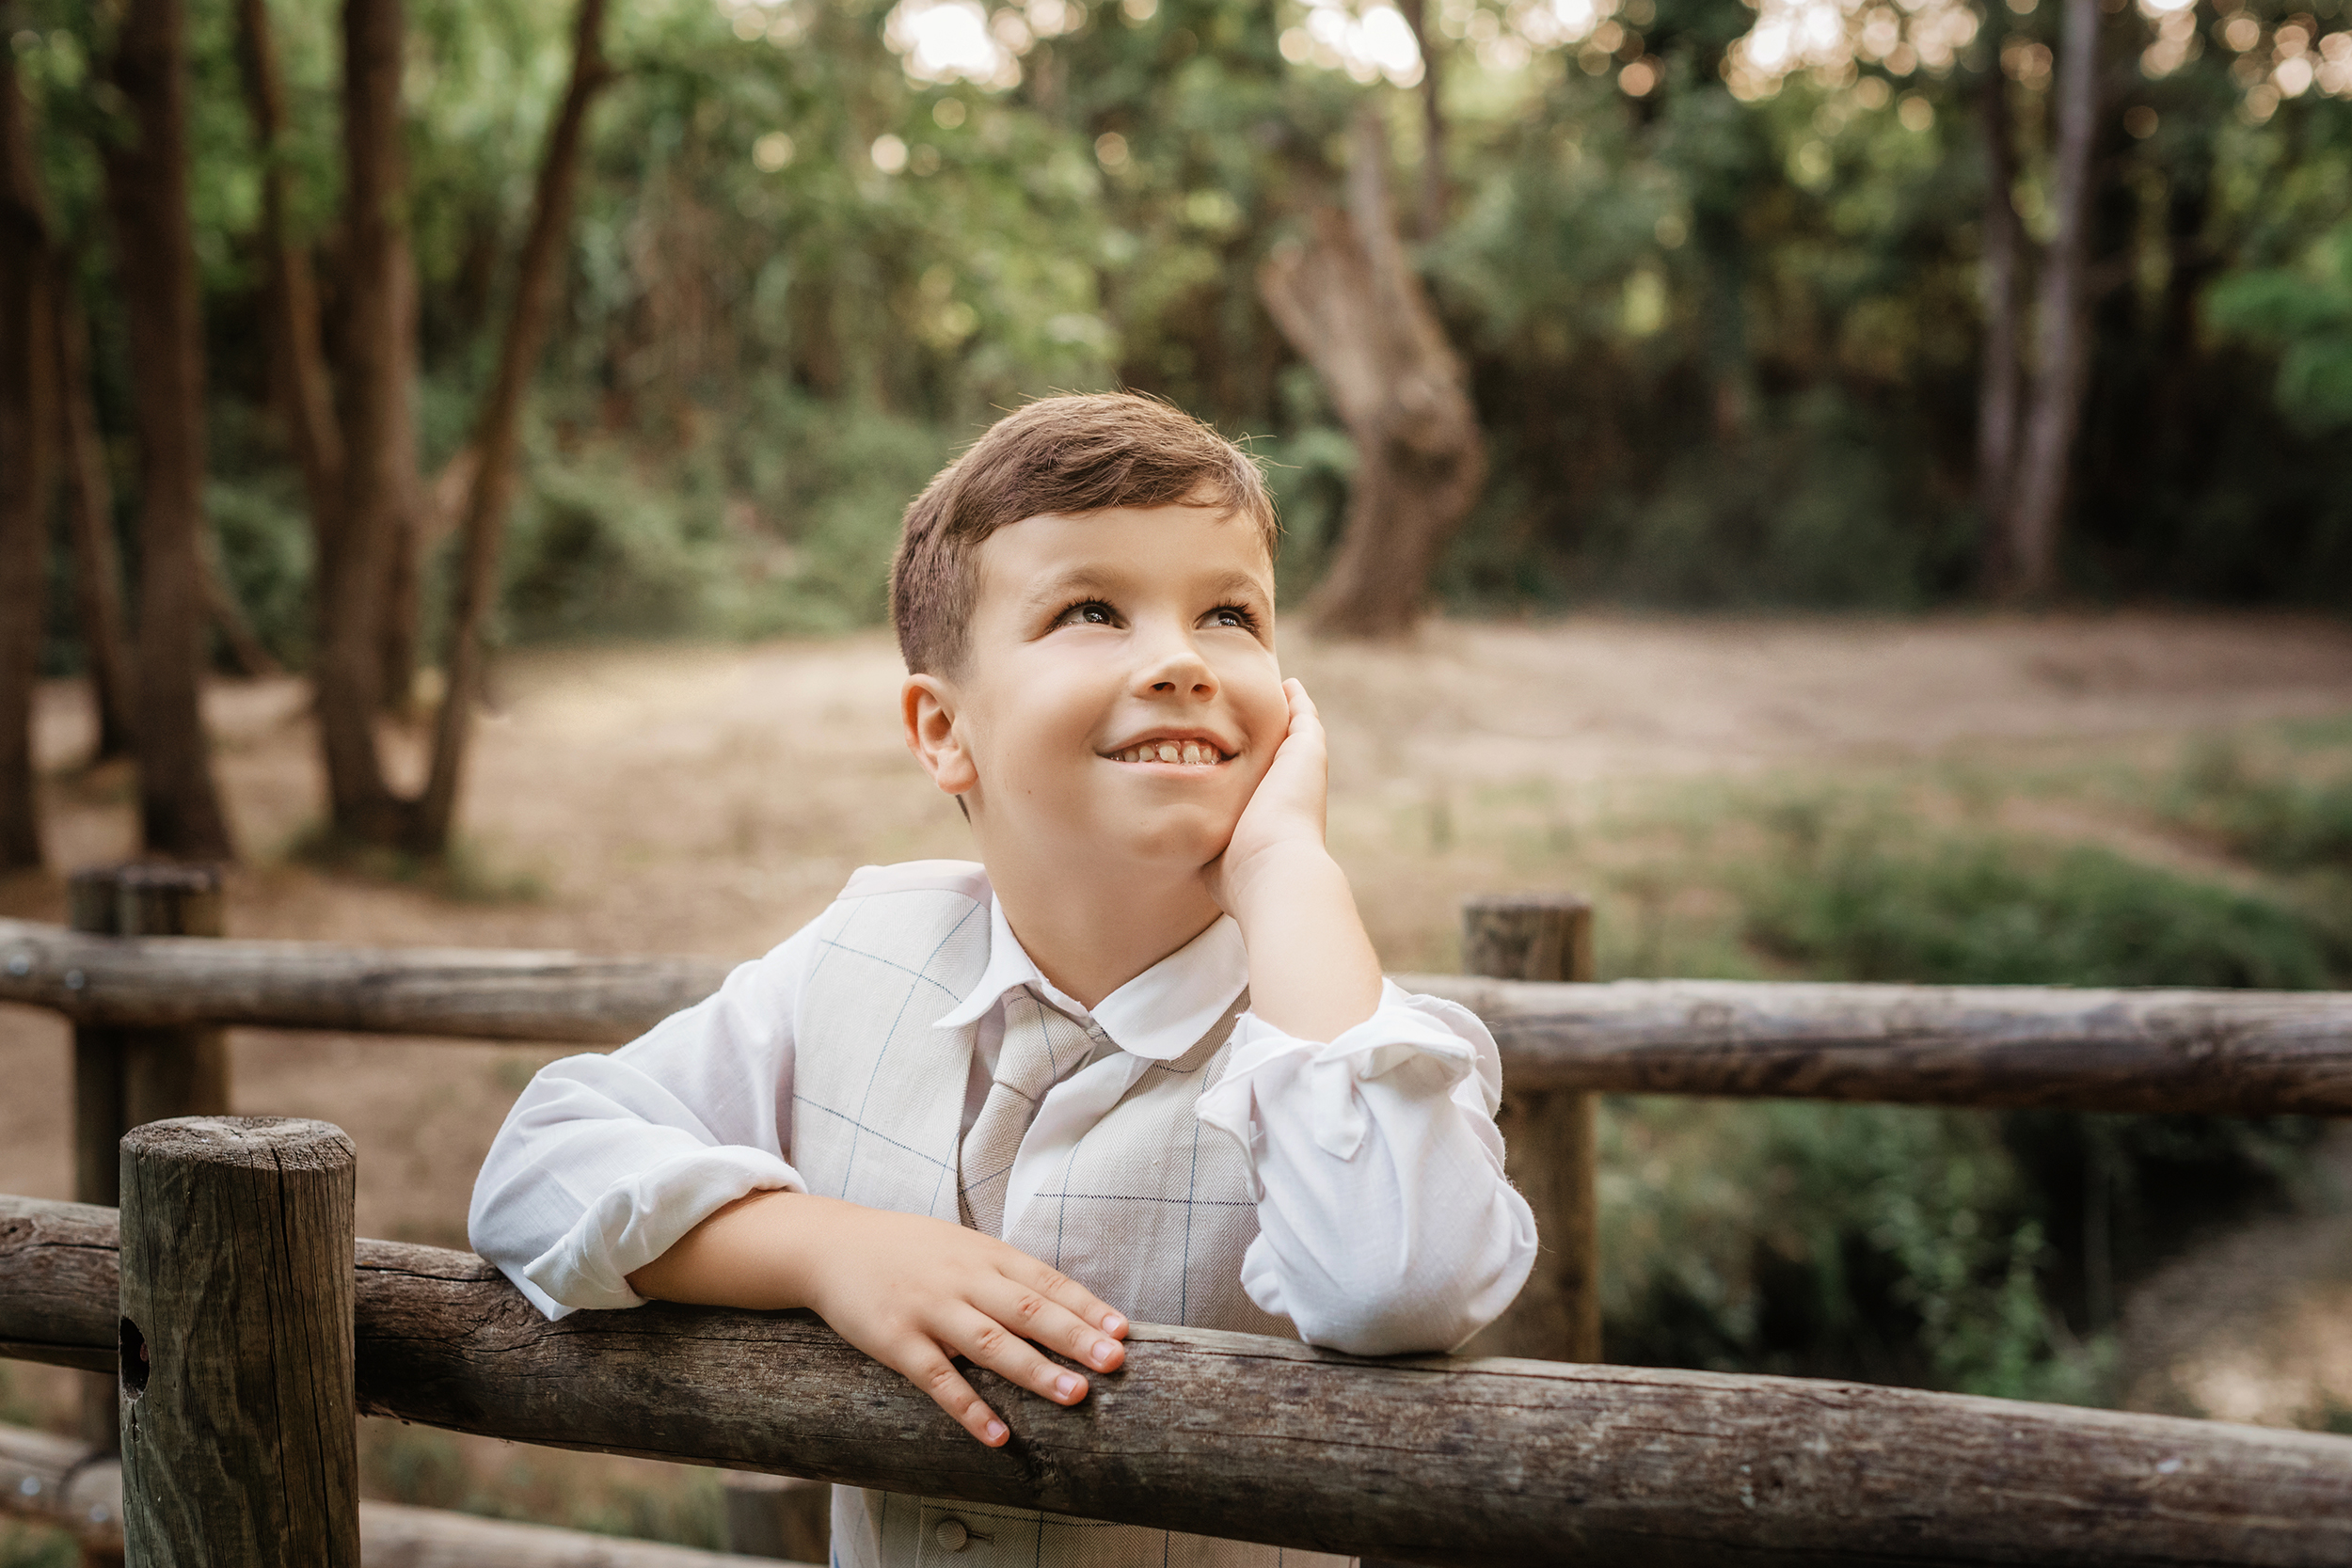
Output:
[{"xmin": 470, "ymin": 393, "xmax": 1536, "ymax": 1566}]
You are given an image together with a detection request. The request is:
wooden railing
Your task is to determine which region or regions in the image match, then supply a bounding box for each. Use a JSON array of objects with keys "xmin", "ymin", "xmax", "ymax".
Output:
[
  {"xmin": 4, "ymin": 868, "xmax": 2352, "ymax": 1562},
  {"xmin": 10, "ymin": 916, "xmax": 2351, "ymax": 1114},
  {"xmin": 8, "ymin": 1186, "xmax": 2350, "ymax": 1566}
]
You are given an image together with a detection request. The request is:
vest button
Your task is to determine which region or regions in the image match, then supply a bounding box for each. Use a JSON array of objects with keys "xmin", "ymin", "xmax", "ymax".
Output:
[{"xmin": 935, "ymin": 1518, "xmax": 971, "ymax": 1552}]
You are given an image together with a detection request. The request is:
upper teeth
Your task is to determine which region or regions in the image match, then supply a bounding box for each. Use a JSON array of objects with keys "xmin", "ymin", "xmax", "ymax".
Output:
[{"xmin": 1112, "ymin": 740, "xmax": 1220, "ymax": 765}]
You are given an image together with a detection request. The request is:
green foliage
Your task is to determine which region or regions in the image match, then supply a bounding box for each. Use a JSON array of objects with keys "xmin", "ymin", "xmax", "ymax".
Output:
[
  {"xmin": 1605, "ymin": 1098, "xmax": 2109, "ymax": 1402},
  {"xmin": 496, "ymin": 394, "xmax": 948, "ymax": 643},
  {"xmin": 1738, "ymin": 801, "xmax": 2341, "ymax": 990},
  {"xmin": 19, "ymin": 0, "xmax": 2352, "ymax": 669},
  {"xmin": 2167, "ymin": 739, "xmax": 2352, "ymax": 874},
  {"xmin": 1599, "ymin": 782, "xmax": 2336, "ymax": 1398},
  {"xmin": 0, "ymin": 1527, "xmax": 75, "ymax": 1568},
  {"xmin": 2208, "ymin": 222, "xmax": 2352, "ymax": 433},
  {"xmin": 207, "ymin": 474, "xmax": 316, "ymax": 667}
]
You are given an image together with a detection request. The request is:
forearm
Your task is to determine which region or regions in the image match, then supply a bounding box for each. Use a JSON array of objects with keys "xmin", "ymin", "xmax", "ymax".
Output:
[
  {"xmin": 625, "ymin": 1188, "xmax": 825, "ymax": 1309},
  {"xmin": 1226, "ymin": 843, "xmax": 1382, "ymax": 1042}
]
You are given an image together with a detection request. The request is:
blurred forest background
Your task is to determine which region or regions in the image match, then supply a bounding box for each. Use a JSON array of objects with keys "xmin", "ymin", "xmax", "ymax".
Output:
[
  {"xmin": 7, "ymin": 0, "xmax": 2352, "ymax": 1551},
  {"xmin": 8, "ymin": 0, "xmax": 2352, "ymax": 683}
]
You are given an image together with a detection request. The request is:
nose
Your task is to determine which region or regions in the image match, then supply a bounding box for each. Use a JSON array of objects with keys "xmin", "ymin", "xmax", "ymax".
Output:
[{"xmin": 1131, "ymin": 626, "xmax": 1217, "ymax": 703}]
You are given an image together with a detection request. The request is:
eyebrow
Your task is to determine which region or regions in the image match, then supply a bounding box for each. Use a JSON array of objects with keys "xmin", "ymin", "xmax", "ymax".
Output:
[{"xmin": 1016, "ymin": 564, "xmax": 1270, "ymax": 611}]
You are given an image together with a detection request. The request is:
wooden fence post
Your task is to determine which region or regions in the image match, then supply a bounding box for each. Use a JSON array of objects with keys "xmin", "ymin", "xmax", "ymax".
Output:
[
  {"xmin": 67, "ymin": 863, "xmax": 230, "ymax": 1551},
  {"xmin": 118, "ymin": 1117, "xmax": 359, "ymax": 1565},
  {"xmin": 1462, "ymin": 893, "xmax": 1601, "ymax": 1363},
  {"xmin": 69, "ymin": 864, "xmax": 231, "ymax": 1208}
]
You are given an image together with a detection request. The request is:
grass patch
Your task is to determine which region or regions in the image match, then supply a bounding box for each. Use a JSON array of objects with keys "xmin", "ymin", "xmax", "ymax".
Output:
[
  {"xmin": 1738, "ymin": 798, "xmax": 2342, "ymax": 989},
  {"xmin": 283, "ymin": 824, "xmax": 552, "ymax": 905},
  {"xmin": 2165, "ymin": 738, "xmax": 2352, "ymax": 875}
]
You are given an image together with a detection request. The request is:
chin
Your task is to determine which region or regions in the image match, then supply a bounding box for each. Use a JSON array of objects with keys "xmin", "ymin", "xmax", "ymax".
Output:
[{"xmin": 1118, "ymin": 808, "xmax": 1239, "ymax": 869}]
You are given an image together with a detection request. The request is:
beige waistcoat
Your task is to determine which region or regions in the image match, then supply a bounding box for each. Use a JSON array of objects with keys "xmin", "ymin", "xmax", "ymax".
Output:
[{"xmin": 788, "ymin": 862, "xmax": 1349, "ymax": 1568}]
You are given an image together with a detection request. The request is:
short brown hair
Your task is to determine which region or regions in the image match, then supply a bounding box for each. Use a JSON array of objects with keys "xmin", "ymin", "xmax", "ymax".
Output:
[{"xmin": 889, "ymin": 392, "xmax": 1277, "ymax": 675}]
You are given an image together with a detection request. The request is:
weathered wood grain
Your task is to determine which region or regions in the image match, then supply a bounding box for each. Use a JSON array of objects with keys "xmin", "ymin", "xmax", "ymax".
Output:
[
  {"xmin": 119, "ymin": 1118, "xmax": 360, "ymax": 1565},
  {"xmin": 8, "ymin": 1196, "xmax": 2348, "ymax": 1566},
  {"xmin": 1402, "ymin": 972, "xmax": 2352, "ymax": 1115},
  {"xmin": 0, "ymin": 1422, "xmax": 812, "ymax": 1567},
  {"xmin": 0, "ymin": 1195, "xmax": 120, "ymax": 1373},
  {"xmin": 0, "ymin": 918, "xmax": 730, "ymax": 1045},
  {"xmin": 1459, "ymin": 894, "xmax": 1600, "ymax": 1365},
  {"xmin": 8, "ymin": 919, "xmax": 2351, "ymax": 1115},
  {"xmin": 69, "ymin": 863, "xmax": 230, "ymax": 1487}
]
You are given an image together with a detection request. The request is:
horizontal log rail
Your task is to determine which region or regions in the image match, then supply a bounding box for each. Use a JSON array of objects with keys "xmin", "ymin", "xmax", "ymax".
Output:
[
  {"xmin": 0, "ymin": 1421, "xmax": 809, "ymax": 1567},
  {"xmin": 0, "ymin": 917, "xmax": 725, "ymax": 1046},
  {"xmin": 5, "ymin": 1195, "xmax": 2348, "ymax": 1567},
  {"xmin": 5, "ymin": 918, "xmax": 2352, "ymax": 1115}
]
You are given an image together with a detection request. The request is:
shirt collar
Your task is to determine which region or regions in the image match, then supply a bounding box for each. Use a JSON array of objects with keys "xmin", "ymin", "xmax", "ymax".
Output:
[{"xmin": 932, "ymin": 893, "xmax": 1248, "ymax": 1062}]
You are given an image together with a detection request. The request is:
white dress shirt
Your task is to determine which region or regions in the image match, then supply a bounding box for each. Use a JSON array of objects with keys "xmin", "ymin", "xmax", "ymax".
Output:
[{"xmin": 469, "ymin": 887, "xmax": 1536, "ymax": 1355}]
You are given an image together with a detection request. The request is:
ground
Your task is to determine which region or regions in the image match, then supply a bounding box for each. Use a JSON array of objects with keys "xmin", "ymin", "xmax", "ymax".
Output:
[{"xmin": 5, "ymin": 610, "xmax": 2352, "ymax": 1534}]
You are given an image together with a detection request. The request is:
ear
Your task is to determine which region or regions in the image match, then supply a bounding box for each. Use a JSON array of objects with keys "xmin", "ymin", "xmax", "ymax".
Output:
[{"xmin": 902, "ymin": 673, "xmax": 978, "ymax": 799}]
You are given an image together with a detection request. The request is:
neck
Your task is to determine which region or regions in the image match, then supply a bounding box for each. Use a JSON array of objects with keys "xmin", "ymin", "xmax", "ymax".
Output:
[{"xmin": 983, "ymin": 851, "xmax": 1223, "ymax": 1010}]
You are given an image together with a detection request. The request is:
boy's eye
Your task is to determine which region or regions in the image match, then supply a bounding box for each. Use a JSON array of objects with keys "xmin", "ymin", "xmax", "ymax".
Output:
[
  {"xmin": 1204, "ymin": 605, "xmax": 1259, "ymax": 631},
  {"xmin": 1055, "ymin": 599, "xmax": 1120, "ymax": 627}
]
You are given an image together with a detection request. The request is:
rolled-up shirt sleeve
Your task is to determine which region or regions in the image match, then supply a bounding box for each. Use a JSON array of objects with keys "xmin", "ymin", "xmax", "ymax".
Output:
[
  {"xmin": 468, "ymin": 925, "xmax": 818, "ymax": 1319},
  {"xmin": 1194, "ymin": 979, "xmax": 1537, "ymax": 1355}
]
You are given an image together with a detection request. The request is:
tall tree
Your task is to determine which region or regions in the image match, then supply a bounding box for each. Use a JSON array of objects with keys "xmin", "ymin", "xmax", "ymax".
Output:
[
  {"xmin": 1397, "ymin": 0, "xmax": 1448, "ymax": 243},
  {"xmin": 0, "ymin": 30, "xmax": 56, "ymax": 872},
  {"xmin": 2003, "ymin": 0, "xmax": 2103, "ymax": 598},
  {"xmin": 310, "ymin": 0, "xmax": 421, "ymax": 845},
  {"xmin": 55, "ymin": 285, "xmax": 139, "ymax": 764},
  {"xmin": 412, "ymin": 0, "xmax": 612, "ymax": 851},
  {"xmin": 1975, "ymin": 32, "xmax": 2024, "ymax": 588},
  {"xmin": 1260, "ymin": 109, "xmax": 1486, "ymax": 638},
  {"xmin": 102, "ymin": 0, "xmax": 236, "ymax": 859},
  {"xmin": 234, "ymin": 0, "xmax": 342, "ymax": 568}
]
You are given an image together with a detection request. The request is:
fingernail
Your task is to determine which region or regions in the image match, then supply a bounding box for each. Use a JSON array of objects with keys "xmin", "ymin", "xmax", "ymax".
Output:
[
  {"xmin": 1101, "ymin": 1313, "xmax": 1125, "ymax": 1334},
  {"xmin": 1092, "ymin": 1339, "xmax": 1119, "ymax": 1366},
  {"xmin": 984, "ymin": 1419, "xmax": 1008, "ymax": 1444},
  {"xmin": 1054, "ymin": 1372, "xmax": 1081, "ymax": 1400}
]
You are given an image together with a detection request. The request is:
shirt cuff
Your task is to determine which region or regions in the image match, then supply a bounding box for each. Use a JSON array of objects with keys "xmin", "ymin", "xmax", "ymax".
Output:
[
  {"xmin": 516, "ymin": 1147, "xmax": 805, "ymax": 1317},
  {"xmin": 1195, "ymin": 979, "xmax": 1486, "ymax": 1174}
]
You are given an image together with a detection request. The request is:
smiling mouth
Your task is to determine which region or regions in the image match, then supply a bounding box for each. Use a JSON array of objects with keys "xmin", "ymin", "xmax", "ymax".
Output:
[{"xmin": 1104, "ymin": 738, "xmax": 1233, "ymax": 767}]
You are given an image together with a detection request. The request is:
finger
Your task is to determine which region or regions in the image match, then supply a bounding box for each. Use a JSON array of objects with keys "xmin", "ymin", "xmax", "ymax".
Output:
[
  {"xmin": 978, "ymin": 1276, "xmax": 1127, "ymax": 1372},
  {"xmin": 941, "ymin": 1304, "xmax": 1094, "ymax": 1406},
  {"xmin": 896, "ymin": 1340, "xmax": 1010, "ymax": 1447},
  {"xmin": 1006, "ymin": 1256, "xmax": 1130, "ymax": 1348}
]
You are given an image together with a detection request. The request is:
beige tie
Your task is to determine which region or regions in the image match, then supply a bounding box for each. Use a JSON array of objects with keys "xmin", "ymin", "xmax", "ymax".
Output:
[{"xmin": 959, "ymin": 986, "xmax": 1109, "ymax": 1238}]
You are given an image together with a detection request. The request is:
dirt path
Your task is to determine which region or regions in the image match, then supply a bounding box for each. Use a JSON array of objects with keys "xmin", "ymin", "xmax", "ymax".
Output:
[{"xmin": 4, "ymin": 608, "xmax": 2351, "ymax": 1440}]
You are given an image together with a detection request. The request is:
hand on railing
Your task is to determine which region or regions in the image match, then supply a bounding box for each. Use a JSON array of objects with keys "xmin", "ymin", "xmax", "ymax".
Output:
[{"xmin": 627, "ymin": 1190, "xmax": 1128, "ymax": 1447}]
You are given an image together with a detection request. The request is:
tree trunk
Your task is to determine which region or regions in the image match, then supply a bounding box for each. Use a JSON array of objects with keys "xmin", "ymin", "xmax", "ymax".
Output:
[
  {"xmin": 55, "ymin": 286, "xmax": 139, "ymax": 764},
  {"xmin": 1397, "ymin": 0, "xmax": 1447, "ymax": 243},
  {"xmin": 199, "ymin": 550, "xmax": 283, "ymax": 679},
  {"xmin": 0, "ymin": 36, "xmax": 56, "ymax": 873},
  {"xmin": 2003, "ymin": 0, "xmax": 2102, "ymax": 600},
  {"xmin": 102, "ymin": 0, "xmax": 236, "ymax": 861},
  {"xmin": 1259, "ymin": 110, "xmax": 1485, "ymax": 640},
  {"xmin": 375, "ymin": 245, "xmax": 422, "ymax": 717},
  {"xmin": 234, "ymin": 0, "xmax": 343, "ymax": 545},
  {"xmin": 310, "ymin": 0, "xmax": 415, "ymax": 844},
  {"xmin": 407, "ymin": 0, "xmax": 611, "ymax": 853},
  {"xmin": 1974, "ymin": 36, "xmax": 2024, "ymax": 591}
]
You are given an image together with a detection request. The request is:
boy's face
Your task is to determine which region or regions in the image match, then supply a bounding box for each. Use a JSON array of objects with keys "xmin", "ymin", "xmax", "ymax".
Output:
[{"xmin": 903, "ymin": 503, "xmax": 1286, "ymax": 881}]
